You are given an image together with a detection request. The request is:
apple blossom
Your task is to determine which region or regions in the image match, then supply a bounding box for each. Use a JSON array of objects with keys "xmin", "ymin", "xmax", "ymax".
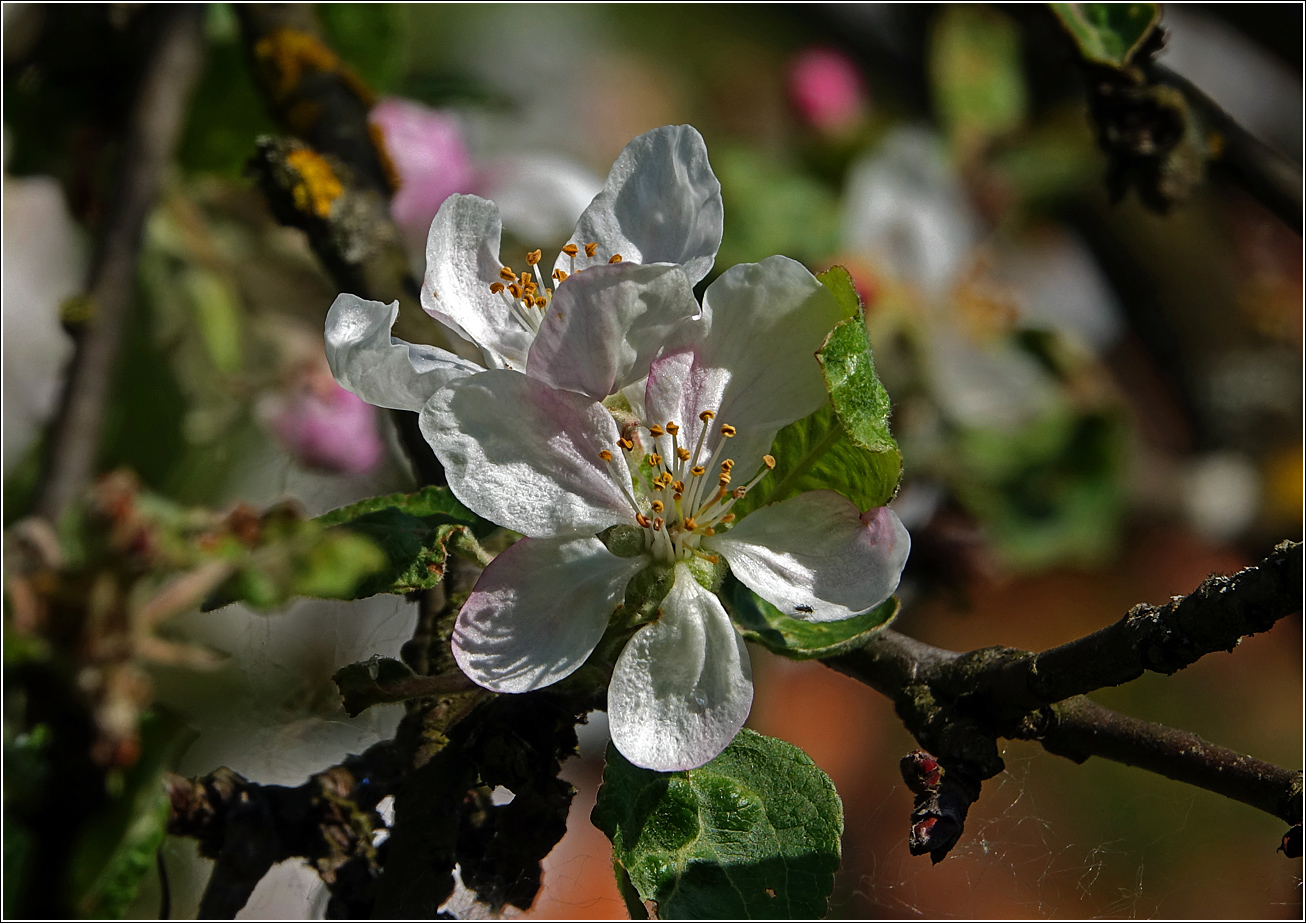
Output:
[
  {"xmin": 324, "ymin": 123, "xmax": 724, "ymax": 412},
  {"xmin": 422, "ymin": 256, "xmax": 910, "ymax": 772}
]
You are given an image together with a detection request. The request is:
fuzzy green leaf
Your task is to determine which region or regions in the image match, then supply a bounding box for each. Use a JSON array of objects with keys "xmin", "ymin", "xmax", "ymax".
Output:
[
  {"xmin": 1050, "ymin": 3, "xmax": 1161, "ymax": 68},
  {"xmin": 592, "ymin": 729, "xmax": 843, "ymax": 919},
  {"xmin": 721, "ymin": 575, "xmax": 899, "ymax": 660},
  {"xmin": 732, "ymin": 310, "xmax": 901, "ymax": 519},
  {"xmin": 815, "ymin": 265, "xmax": 862, "ymax": 321}
]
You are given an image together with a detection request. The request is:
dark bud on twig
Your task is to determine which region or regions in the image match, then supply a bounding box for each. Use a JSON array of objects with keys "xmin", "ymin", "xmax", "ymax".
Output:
[
  {"xmin": 1279, "ymin": 824, "xmax": 1302, "ymax": 859},
  {"xmin": 899, "ymin": 750, "xmax": 981, "ymax": 864}
]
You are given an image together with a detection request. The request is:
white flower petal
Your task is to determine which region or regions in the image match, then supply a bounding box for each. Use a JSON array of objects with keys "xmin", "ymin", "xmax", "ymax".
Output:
[
  {"xmin": 608, "ymin": 563, "xmax": 753, "ymax": 771},
  {"xmin": 555, "ymin": 125, "xmax": 723, "ymax": 286},
  {"xmin": 453, "ymin": 536, "xmax": 648, "ymax": 693},
  {"xmin": 422, "ymin": 194, "xmax": 533, "ymax": 370},
  {"xmin": 707, "ymin": 492, "xmax": 910, "ymax": 622},
  {"xmin": 420, "ymin": 370, "xmax": 637, "ymax": 537},
  {"xmin": 325, "ymin": 293, "xmax": 480, "ymax": 412},
  {"xmin": 527, "ymin": 262, "xmax": 699, "ymax": 402},
  {"xmin": 643, "ymin": 256, "xmax": 844, "ymax": 471}
]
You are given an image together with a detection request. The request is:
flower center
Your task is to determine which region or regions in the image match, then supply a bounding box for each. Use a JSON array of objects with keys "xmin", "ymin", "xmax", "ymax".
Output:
[
  {"xmin": 599, "ymin": 410, "xmax": 775, "ymax": 564},
  {"xmin": 488, "ymin": 242, "xmax": 625, "ymax": 336}
]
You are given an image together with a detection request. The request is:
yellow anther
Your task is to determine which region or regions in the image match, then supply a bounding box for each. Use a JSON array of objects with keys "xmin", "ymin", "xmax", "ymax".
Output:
[
  {"xmin": 763, "ymin": 454, "xmax": 776, "ymax": 469},
  {"xmin": 618, "ymin": 437, "xmax": 634, "ymax": 452},
  {"xmin": 520, "ymin": 271, "xmax": 532, "ymax": 286},
  {"xmin": 691, "ymin": 465, "xmax": 706, "ymax": 477},
  {"xmin": 584, "ymin": 242, "xmax": 598, "ymax": 258},
  {"xmin": 718, "ymin": 473, "xmax": 732, "ymax": 487},
  {"xmin": 684, "ymin": 517, "xmax": 698, "ymax": 531},
  {"xmin": 508, "ymin": 283, "xmax": 523, "ymax": 298},
  {"xmin": 499, "ymin": 266, "xmax": 517, "ymax": 281},
  {"xmin": 651, "ymin": 500, "xmax": 664, "ymax": 513},
  {"xmin": 673, "ymin": 480, "xmax": 685, "ymax": 493},
  {"xmin": 599, "ymin": 449, "xmax": 613, "ymax": 462},
  {"xmin": 648, "ymin": 424, "xmax": 665, "ymax": 437},
  {"xmin": 676, "ymin": 447, "xmax": 691, "ymax": 462},
  {"xmin": 526, "ymin": 249, "xmax": 542, "ymax": 265},
  {"xmin": 533, "ymin": 296, "xmax": 547, "ymax": 308},
  {"xmin": 561, "ymin": 243, "xmax": 579, "ymax": 257},
  {"xmin": 553, "ymin": 269, "xmax": 568, "ymax": 282},
  {"xmin": 699, "ymin": 410, "xmax": 716, "ymax": 422},
  {"xmin": 721, "ymin": 513, "xmax": 736, "ymax": 523},
  {"xmin": 703, "ymin": 528, "xmax": 715, "ymax": 537},
  {"xmin": 721, "ymin": 459, "xmax": 735, "ymax": 471},
  {"xmin": 720, "ymin": 423, "xmax": 737, "ymax": 437},
  {"xmin": 636, "ymin": 513, "xmax": 651, "ymax": 528},
  {"xmin": 652, "ymin": 517, "xmax": 664, "ymax": 532},
  {"xmin": 647, "ymin": 453, "xmax": 662, "ymax": 467},
  {"xmin": 490, "ymin": 282, "xmax": 505, "ymax": 294},
  {"xmin": 608, "ymin": 253, "xmax": 623, "ymax": 264},
  {"xmin": 665, "ymin": 421, "xmax": 680, "ymax": 435}
]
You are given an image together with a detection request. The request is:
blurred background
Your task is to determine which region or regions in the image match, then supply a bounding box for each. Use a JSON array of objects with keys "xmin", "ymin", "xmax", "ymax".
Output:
[{"xmin": 3, "ymin": 3, "xmax": 1301, "ymax": 918}]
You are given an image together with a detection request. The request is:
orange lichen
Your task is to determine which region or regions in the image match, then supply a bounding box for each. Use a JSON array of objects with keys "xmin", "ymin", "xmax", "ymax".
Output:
[
  {"xmin": 253, "ymin": 27, "xmax": 376, "ymax": 109},
  {"xmin": 285, "ymin": 148, "xmax": 343, "ymax": 218},
  {"xmin": 369, "ymin": 121, "xmax": 402, "ymax": 193}
]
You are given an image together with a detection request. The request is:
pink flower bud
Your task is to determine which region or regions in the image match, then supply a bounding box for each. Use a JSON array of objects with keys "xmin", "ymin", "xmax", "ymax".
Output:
[
  {"xmin": 787, "ymin": 48, "xmax": 868, "ymax": 135},
  {"xmin": 270, "ymin": 379, "xmax": 385, "ymax": 476},
  {"xmin": 369, "ymin": 97, "xmax": 475, "ymax": 239}
]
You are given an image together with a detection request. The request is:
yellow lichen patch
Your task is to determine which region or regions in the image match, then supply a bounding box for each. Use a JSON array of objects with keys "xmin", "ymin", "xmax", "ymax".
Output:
[{"xmin": 285, "ymin": 148, "xmax": 343, "ymax": 218}]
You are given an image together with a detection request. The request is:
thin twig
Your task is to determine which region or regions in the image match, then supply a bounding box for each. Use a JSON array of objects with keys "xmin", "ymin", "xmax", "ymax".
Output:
[
  {"xmin": 827, "ymin": 541, "xmax": 1303, "ymax": 858},
  {"xmin": 33, "ymin": 6, "xmax": 206, "ymax": 525}
]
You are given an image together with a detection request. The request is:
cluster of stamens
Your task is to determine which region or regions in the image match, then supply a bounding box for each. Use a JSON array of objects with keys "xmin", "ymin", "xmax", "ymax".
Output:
[
  {"xmin": 600, "ymin": 410, "xmax": 776, "ymax": 563},
  {"xmin": 488, "ymin": 242, "xmax": 624, "ymax": 336}
]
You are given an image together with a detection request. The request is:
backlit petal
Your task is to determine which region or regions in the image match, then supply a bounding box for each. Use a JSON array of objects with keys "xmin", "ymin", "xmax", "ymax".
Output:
[
  {"xmin": 528, "ymin": 262, "xmax": 699, "ymax": 402},
  {"xmin": 420, "ymin": 370, "xmax": 637, "ymax": 537},
  {"xmin": 422, "ymin": 194, "xmax": 533, "ymax": 370},
  {"xmin": 608, "ymin": 563, "xmax": 753, "ymax": 771},
  {"xmin": 453, "ymin": 536, "xmax": 648, "ymax": 693},
  {"xmin": 555, "ymin": 125, "xmax": 723, "ymax": 286},
  {"xmin": 707, "ymin": 492, "xmax": 909, "ymax": 622},
  {"xmin": 325, "ymin": 293, "xmax": 480, "ymax": 412}
]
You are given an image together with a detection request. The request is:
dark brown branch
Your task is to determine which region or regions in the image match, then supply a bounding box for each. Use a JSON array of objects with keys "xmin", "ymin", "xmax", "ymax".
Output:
[
  {"xmin": 1149, "ymin": 63, "xmax": 1302, "ymax": 234},
  {"xmin": 993, "ymin": 539, "xmax": 1303, "ymax": 707},
  {"xmin": 33, "ymin": 6, "xmax": 205, "ymax": 525},
  {"xmin": 827, "ymin": 541, "xmax": 1303, "ymax": 859}
]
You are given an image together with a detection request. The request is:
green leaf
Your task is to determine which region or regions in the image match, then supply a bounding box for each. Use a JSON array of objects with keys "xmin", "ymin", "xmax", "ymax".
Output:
[
  {"xmin": 1050, "ymin": 3, "xmax": 1161, "ymax": 68},
  {"xmin": 733, "ymin": 311, "xmax": 902, "ymax": 519},
  {"xmin": 721, "ymin": 575, "xmax": 899, "ymax": 660},
  {"xmin": 592, "ymin": 729, "xmax": 843, "ymax": 919},
  {"xmin": 69, "ymin": 712, "xmax": 194, "ymax": 918},
  {"xmin": 316, "ymin": 486, "xmax": 489, "ymax": 598},
  {"xmin": 930, "ymin": 5, "xmax": 1027, "ymax": 151},
  {"xmin": 815, "ymin": 265, "xmax": 862, "ymax": 321}
]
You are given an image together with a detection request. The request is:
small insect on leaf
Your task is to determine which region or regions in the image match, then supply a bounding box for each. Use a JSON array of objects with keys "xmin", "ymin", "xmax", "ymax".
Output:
[{"xmin": 794, "ymin": 604, "xmax": 814, "ymax": 614}]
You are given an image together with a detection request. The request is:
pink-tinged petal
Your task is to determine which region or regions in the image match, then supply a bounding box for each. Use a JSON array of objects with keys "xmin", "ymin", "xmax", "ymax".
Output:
[
  {"xmin": 528, "ymin": 262, "xmax": 699, "ymax": 402},
  {"xmin": 706, "ymin": 491, "xmax": 910, "ymax": 622},
  {"xmin": 422, "ymin": 194, "xmax": 532, "ymax": 369},
  {"xmin": 608, "ymin": 563, "xmax": 753, "ymax": 771},
  {"xmin": 420, "ymin": 370, "xmax": 637, "ymax": 537},
  {"xmin": 325, "ymin": 293, "xmax": 480, "ymax": 412},
  {"xmin": 453, "ymin": 536, "xmax": 648, "ymax": 693},
  {"xmin": 554, "ymin": 125, "xmax": 723, "ymax": 286},
  {"xmin": 642, "ymin": 257, "xmax": 844, "ymax": 473}
]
